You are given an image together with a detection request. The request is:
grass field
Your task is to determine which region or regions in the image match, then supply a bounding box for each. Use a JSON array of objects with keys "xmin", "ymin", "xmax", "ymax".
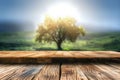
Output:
[{"xmin": 0, "ymin": 31, "xmax": 120, "ymax": 51}]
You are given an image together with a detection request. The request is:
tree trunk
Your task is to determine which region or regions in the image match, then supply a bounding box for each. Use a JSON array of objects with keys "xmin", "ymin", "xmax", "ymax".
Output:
[{"xmin": 57, "ymin": 42, "xmax": 62, "ymax": 50}]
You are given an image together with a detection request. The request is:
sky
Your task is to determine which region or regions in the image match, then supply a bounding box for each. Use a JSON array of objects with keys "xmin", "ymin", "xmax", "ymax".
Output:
[{"xmin": 0, "ymin": 0, "xmax": 120, "ymax": 32}]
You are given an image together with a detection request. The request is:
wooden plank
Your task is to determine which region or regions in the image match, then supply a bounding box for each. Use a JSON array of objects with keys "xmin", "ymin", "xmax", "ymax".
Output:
[
  {"xmin": 95, "ymin": 64, "xmax": 120, "ymax": 80},
  {"xmin": 0, "ymin": 63, "xmax": 120, "ymax": 80},
  {"xmin": 8, "ymin": 65, "xmax": 43, "ymax": 80},
  {"xmin": 78, "ymin": 64, "xmax": 114, "ymax": 80},
  {"xmin": 0, "ymin": 51, "xmax": 120, "ymax": 58},
  {"xmin": 107, "ymin": 64, "xmax": 120, "ymax": 70},
  {"xmin": 60, "ymin": 64, "xmax": 88, "ymax": 80},
  {"xmin": 75, "ymin": 51, "xmax": 120, "ymax": 58},
  {"xmin": 0, "ymin": 51, "xmax": 120, "ymax": 63},
  {"xmin": 0, "ymin": 65, "xmax": 22, "ymax": 80},
  {"xmin": 0, "ymin": 65, "xmax": 44, "ymax": 80},
  {"xmin": 33, "ymin": 64, "xmax": 60, "ymax": 80}
]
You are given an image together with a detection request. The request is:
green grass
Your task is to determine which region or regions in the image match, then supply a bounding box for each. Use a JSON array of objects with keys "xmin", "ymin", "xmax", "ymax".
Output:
[{"xmin": 0, "ymin": 31, "xmax": 120, "ymax": 51}]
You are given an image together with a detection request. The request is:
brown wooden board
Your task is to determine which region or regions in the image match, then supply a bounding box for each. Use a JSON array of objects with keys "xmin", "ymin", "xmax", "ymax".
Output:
[
  {"xmin": 0, "ymin": 62, "xmax": 120, "ymax": 80},
  {"xmin": 0, "ymin": 51, "xmax": 120, "ymax": 63}
]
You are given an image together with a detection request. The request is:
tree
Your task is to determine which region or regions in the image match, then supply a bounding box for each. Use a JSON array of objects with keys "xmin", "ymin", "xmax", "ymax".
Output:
[{"xmin": 35, "ymin": 16, "xmax": 85, "ymax": 50}]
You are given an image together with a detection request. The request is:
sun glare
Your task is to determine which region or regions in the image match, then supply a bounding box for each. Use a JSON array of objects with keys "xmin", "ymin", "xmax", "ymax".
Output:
[{"xmin": 45, "ymin": 3, "xmax": 80, "ymax": 20}]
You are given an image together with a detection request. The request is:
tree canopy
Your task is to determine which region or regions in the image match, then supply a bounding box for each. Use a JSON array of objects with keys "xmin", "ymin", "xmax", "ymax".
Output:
[{"xmin": 36, "ymin": 16, "xmax": 85, "ymax": 50}]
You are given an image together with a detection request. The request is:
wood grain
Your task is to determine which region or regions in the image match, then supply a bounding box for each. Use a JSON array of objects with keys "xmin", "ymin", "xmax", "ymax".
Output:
[
  {"xmin": 0, "ymin": 62, "xmax": 120, "ymax": 80},
  {"xmin": 0, "ymin": 51, "xmax": 120, "ymax": 63},
  {"xmin": 0, "ymin": 51, "xmax": 120, "ymax": 80},
  {"xmin": 60, "ymin": 64, "xmax": 88, "ymax": 80},
  {"xmin": 0, "ymin": 51, "xmax": 120, "ymax": 58},
  {"xmin": 33, "ymin": 64, "xmax": 60, "ymax": 80}
]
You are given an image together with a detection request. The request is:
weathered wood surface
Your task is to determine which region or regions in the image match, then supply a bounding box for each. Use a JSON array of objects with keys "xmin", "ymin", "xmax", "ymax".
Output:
[
  {"xmin": 0, "ymin": 51, "xmax": 120, "ymax": 58},
  {"xmin": 0, "ymin": 62, "xmax": 120, "ymax": 80},
  {"xmin": 0, "ymin": 51, "xmax": 120, "ymax": 80},
  {"xmin": 0, "ymin": 51, "xmax": 120, "ymax": 63}
]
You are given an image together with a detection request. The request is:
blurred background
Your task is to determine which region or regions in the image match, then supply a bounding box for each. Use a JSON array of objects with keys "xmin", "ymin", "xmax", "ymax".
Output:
[{"xmin": 0, "ymin": 0, "xmax": 120, "ymax": 51}]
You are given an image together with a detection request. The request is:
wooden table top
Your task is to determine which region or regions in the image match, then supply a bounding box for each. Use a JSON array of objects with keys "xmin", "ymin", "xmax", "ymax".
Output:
[
  {"xmin": 0, "ymin": 51, "xmax": 120, "ymax": 79},
  {"xmin": 0, "ymin": 61, "xmax": 120, "ymax": 80},
  {"xmin": 0, "ymin": 51, "xmax": 120, "ymax": 63},
  {"xmin": 0, "ymin": 51, "xmax": 120, "ymax": 58}
]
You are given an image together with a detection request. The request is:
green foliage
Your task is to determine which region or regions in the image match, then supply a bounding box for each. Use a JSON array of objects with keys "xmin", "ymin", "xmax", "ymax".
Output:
[{"xmin": 0, "ymin": 31, "xmax": 120, "ymax": 51}]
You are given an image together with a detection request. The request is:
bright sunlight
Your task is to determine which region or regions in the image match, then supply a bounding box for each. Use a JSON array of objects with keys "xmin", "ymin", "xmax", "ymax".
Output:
[{"xmin": 45, "ymin": 2, "xmax": 80, "ymax": 20}]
